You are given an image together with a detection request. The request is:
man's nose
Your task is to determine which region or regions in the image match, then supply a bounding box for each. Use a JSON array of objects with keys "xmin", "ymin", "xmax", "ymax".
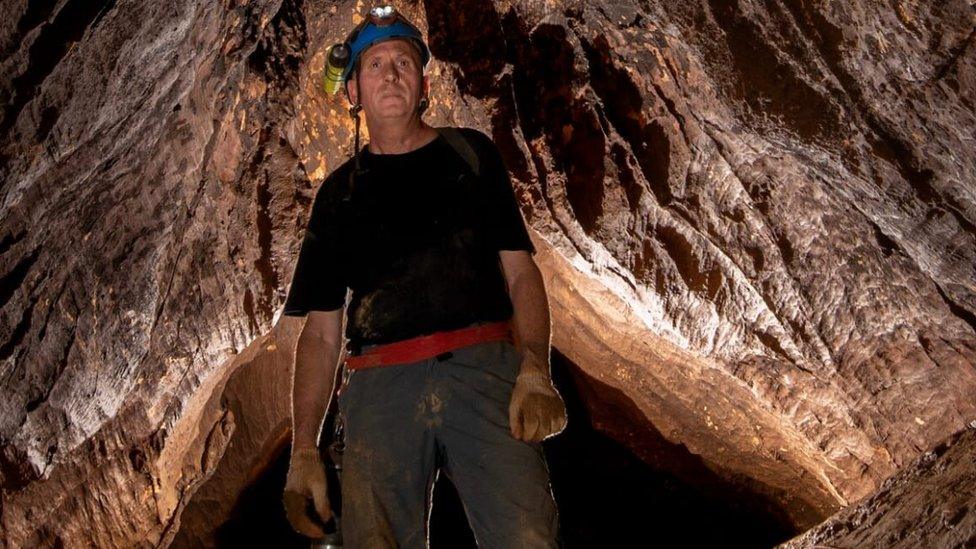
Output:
[{"xmin": 383, "ymin": 62, "xmax": 399, "ymax": 82}]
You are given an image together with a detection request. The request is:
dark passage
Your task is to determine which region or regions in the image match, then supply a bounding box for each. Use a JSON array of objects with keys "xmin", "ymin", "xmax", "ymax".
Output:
[
  {"xmin": 213, "ymin": 351, "xmax": 795, "ymax": 547},
  {"xmin": 541, "ymin": 351, "xmax": 796, "ymax": 548}
]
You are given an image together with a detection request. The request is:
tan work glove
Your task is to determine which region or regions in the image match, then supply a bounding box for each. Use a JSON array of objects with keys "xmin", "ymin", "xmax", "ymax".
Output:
[
  {"xmin": 508, "ymin": 368, "xmax": 568, "ymax": 442},
  {"xmin": 282, "ymin": 448, "xmax": 332, "ymax": 538}
]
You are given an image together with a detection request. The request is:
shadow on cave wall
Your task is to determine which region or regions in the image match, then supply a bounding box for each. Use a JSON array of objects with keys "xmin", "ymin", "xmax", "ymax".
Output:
[{"xmin": 211, "ymin": 349, "xmax": 796, "ymax": 548}]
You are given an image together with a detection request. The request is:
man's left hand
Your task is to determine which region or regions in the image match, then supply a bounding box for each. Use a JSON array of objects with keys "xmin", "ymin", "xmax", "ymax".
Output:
[{"xmin": 508, "ymin": 362, "xmax": 568, "ymax": 442}]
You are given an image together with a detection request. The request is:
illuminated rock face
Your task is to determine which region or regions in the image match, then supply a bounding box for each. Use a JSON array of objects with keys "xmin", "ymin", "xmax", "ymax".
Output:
[
  {"xmin": 779, "ymin": 424, "xmax": 976, "ymax": 548},
  {"xmin": 1, "ymin": 0, "xmax": 975, "ymax": 545}
]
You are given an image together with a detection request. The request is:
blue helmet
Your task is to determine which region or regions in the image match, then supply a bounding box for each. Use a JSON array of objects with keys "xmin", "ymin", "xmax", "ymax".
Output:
[{"xmin": 341, "ymin": 7, "xmax": 431, "ymax": 84}]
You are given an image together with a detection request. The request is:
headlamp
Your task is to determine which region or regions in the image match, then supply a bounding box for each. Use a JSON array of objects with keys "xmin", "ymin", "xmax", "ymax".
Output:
[{"xmin": 370, "ymin": 4, "xmax": 395, "ymax": 21}]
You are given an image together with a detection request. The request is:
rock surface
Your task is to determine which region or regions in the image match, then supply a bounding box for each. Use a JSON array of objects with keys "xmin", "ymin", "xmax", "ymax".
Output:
[
  {"xmin": 1, "ymin": 0, "xmax": 975, "ymax": 545},
  {"xmin": 779, "ymin": 423, "xmax": 976, "ymax": 548}
]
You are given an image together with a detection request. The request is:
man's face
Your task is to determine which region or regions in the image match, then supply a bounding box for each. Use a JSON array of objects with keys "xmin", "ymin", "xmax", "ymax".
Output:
[{"xmin": 348, "ymin": 39, "xmax": 428, "ymax": 121}]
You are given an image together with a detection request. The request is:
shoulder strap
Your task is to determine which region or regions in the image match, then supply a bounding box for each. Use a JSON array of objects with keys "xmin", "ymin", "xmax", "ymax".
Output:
[{"xmin": 436, "ymin": 126, "xmax": 481, "ymax": 177}]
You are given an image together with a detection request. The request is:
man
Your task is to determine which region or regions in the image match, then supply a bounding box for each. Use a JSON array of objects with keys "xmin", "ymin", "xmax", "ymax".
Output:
[{"xmin": 280, "ymin": 5, "xmax": 567, "ymax": 547}]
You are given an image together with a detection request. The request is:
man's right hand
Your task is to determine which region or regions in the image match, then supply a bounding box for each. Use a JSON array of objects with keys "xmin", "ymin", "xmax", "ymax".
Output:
[{"xmin": 282, "ymin": 448, "xmax": 332, "ymax": 538}]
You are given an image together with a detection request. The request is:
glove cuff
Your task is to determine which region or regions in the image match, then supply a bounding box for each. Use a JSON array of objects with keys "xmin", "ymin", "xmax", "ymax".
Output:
[{"xmin": 516, "ymin": 370, "xmax": 559, "ymax": 394}]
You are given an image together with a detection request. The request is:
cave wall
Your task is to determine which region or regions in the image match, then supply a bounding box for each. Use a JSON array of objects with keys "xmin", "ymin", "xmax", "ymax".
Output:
[
  {"xmin": 1, "ymin": 0, "xmax": 975, "ymax": 545},
  {"xmin": 780, "ymin": 423, "xmax": 976, "ymax": 548},
  {"xmin": 0, "ymin": 0, "xmax": 314, "ymax": 544}
]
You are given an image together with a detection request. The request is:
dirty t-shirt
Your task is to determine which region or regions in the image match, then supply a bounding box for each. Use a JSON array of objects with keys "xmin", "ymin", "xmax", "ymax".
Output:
[{"xmin": 282, "ymin": 128, "xmax": 536, "ymax": 353}]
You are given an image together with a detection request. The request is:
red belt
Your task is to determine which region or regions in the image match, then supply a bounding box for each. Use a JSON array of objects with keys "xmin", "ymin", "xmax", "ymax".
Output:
[{"xmin": 345, "ymin": 320, "xmax": 516, "ymax": 370}]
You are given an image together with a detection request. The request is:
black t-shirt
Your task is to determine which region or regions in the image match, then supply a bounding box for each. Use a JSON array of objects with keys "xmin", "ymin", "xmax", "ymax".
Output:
[{"xmin": 282, "ymin": 127, "xmax": 536, "ymax": 352}]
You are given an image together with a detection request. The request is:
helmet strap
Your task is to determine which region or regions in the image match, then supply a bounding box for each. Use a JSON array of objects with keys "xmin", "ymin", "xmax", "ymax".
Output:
[{"xmin": 350, "ymin": 74, "xmax": 365, "ymax": 173}]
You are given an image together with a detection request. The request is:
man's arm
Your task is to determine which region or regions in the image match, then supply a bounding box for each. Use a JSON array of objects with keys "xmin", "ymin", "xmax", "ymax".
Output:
[
  {"xmin": 500, "ymin": 249, "xmax": 551, "ymax": 378},
  {"xmin": 291, "ymin": 308, "xmax": 345, "ymax": 450},
  {"xmin": 500, "ymin": 249, "xmax": 567, "ymax": 442},
  {"xmin": 283, "ymin": 308, "xmax": 343, "ymax": 537}
]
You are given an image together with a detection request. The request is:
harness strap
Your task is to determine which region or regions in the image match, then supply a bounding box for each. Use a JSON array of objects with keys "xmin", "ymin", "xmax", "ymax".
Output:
[
  {"xmin": 436, "ymin": 126, "xmax": 481, "ymax": 177},
  {"xmin": 345, "ymin": 320, "xmax": 516, "ymax": 370}
]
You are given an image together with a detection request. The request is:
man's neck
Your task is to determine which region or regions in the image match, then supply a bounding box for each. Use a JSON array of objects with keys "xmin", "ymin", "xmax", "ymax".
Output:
[{"xmin": 365, "ymin": 117, "xmax": 438, "ymax": 155}]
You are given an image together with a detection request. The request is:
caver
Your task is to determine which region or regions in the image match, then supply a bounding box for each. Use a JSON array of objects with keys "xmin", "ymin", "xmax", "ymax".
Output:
[{"xmin": 281, "ymin": 5, "xmax": 567, "ymax": 547}]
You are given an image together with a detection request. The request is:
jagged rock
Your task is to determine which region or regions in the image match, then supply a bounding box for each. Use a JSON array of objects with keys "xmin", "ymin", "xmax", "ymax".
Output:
[
  {"xmin": 779, "ymin": 423, "xmax": 976, "ymax": 548},
  {"xmin": 1, "ymin": 0, "xmax": 974, "ymax": 545}
]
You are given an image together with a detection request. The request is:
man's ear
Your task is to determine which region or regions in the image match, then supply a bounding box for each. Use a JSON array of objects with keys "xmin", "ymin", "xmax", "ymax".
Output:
[
  {"xmin": 422, "ymin": 74, "xmax": 430, "ymax": 101},
  {"xmin": 345, "ymin": 73, "xmax": 359, "ymax": 106}
]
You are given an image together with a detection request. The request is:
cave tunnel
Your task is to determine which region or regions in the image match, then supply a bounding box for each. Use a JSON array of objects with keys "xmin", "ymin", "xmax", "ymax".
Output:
[{"xmin": 210, "ymin": 350, "xmax": 795, "ymax": 548}]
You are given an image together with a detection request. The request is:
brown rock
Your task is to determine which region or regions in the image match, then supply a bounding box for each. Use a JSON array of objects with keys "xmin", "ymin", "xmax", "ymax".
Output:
[{"xmin": 779, "ymin": 423, "xmax": 976, "ymax": 548}]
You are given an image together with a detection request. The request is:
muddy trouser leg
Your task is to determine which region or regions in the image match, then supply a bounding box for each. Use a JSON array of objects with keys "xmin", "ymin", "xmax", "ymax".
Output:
[
  {"xmin": 338, "ymin": 339, "xmax": 560, "ymax": 548},
  {"xmin": 435, "ymin": 340, "xmax": 561, "ymax": 548},
  {"xmin": 338, "ymin": 354, "xmax": 439, "ymax": 549}
]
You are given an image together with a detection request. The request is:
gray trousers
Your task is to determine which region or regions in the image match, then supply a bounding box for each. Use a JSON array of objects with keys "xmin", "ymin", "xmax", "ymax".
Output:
[{"xmin": 337, "ymin": 339, "xmax": 560, "ymax": 548}]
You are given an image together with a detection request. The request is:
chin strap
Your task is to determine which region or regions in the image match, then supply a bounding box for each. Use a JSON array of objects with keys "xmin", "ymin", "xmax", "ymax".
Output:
[
  {"xmin": 350, "ymin": 103, "xmax": 363, "ymax": 171},
  {"xmin": 350, "ymin": 75, "xmax": 365, "ymax": 176}
]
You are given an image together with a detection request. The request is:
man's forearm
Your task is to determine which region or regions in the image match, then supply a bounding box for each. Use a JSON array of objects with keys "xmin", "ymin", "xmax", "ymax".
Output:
[
  {"xmin": 291, "ymin": 333, "xmax": 341, "ymax": 451},
  {"xmin": 507, "ymin": 262, "xmax": 552, "ymax": 378}
]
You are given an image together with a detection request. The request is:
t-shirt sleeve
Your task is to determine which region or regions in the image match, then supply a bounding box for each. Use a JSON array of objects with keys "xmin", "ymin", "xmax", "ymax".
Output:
[
  {"xmin": 471, "ymin": 130, "xmax": 537, "ymax": 255},
  {"xmin": 282, "ymin": 184, "xmax": 347, "ymax": 316}
]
